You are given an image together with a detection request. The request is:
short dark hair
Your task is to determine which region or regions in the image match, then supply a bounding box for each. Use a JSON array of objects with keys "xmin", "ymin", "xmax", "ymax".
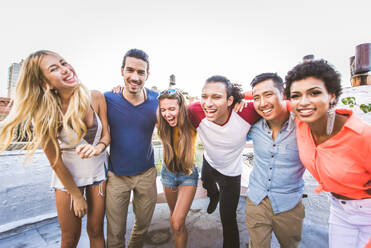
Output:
[
  {"xmin": 122, "ymin": 48, "xmax": 149, "ymax": 72},
  {"xmin": 204, "ymin": 75, "xmax": 244, "ymax": 107},
  {"xmin": 250, "ymin": 73, "xmax": 284, "ymax": 93},
  {"xmin": 284, "ymin": 59, "xmax": 342, "ymax": 104}
]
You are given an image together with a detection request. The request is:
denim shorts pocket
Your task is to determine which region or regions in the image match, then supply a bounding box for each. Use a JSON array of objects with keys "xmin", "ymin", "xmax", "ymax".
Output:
[
  {"xmin": 161, "ymin": 165, "xmax": 170, "ymax": 178},
  {"xmin": 178, "ymin": 166, "xmax": 199, "ymax": 187},
  {"xmin": 160, "ymin": 165, "xmax": 177, "ymax": 188},
  {"xmin": 189, "ymin": 166, "xmax": 199, "ymax": 178}
]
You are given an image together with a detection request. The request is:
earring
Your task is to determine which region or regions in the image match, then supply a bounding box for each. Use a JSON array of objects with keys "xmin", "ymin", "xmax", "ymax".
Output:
[
  {"xmin": 326, "ymin": 105, "xmax": 335, "ymax": 136},
  {"xmin": 51, "ymin": 88, "xmax": 58, "ymax": 95},
  {"xmin": 287, "ymin": 111, "xmax": 296, "ymax": 130}
]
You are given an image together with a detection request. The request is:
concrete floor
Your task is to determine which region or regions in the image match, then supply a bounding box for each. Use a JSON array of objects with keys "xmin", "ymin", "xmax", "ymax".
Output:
[{"xmin": 0, "ymin": 171, "xmax": 329, "ymax": 248}]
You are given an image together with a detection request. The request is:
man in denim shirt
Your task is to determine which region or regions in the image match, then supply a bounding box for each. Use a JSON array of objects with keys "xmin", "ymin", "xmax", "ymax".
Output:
[{"xmin": 245, "ymin": 73, "xmax": 305, "ymax": 248}]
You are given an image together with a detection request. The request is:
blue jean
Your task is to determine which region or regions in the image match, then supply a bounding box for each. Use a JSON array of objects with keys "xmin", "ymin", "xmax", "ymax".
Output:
[{"xmin": 160, "ymin": 164, "xmax": 199, "ymax": 188}]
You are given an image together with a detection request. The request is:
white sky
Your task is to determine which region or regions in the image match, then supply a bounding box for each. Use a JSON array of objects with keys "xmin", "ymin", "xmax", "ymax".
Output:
[{"xmin": 1, "ymin": 0, "xmax": 370, "ymax": 97}]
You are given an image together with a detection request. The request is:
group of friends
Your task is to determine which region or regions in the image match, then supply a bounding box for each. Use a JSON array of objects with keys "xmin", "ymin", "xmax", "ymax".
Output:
[{"xmin": 0, "ymin": 48, "xmax": 370, "ymax": 248}]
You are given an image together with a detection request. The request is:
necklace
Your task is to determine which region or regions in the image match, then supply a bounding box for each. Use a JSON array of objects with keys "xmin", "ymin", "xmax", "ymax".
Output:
[{"xmin": 121, "ymin": 87, "xmax": 147, "ymax": 104}]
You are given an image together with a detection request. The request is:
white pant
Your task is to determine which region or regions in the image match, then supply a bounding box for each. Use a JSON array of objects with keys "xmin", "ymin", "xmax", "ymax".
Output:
[{"xmin": 329, "ymin": 195, "xmax": 371, "ymax": 248}]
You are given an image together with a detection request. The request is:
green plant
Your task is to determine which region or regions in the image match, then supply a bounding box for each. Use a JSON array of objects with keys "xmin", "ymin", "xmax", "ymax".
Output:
[
  {"xmin": 360, "ymin": 103, "xmax": 371, "ymax": 113},
  {"xmin": 341, "ymin": 96, "xmax": 371, "ymax": 113},
  {"xmin": 341, "ymin": 97, "xmax": 356, "ymax": 108}
]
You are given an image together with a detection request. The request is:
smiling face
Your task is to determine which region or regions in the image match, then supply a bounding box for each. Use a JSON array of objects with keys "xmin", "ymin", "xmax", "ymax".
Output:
[
  {"xmin": 289, "ymin": 77, "xmax": 336, "ymax": 125},
  {"xmin": 40, "ymin": 53, "xmax": 78, "ymax": 92},
  {"xmin": 121, "ymin": 56, "xmax": 148, "ymax": 95},
  {"xmin": 252, "ymin": 79, "xmax": 285, "ymax": 122},
  {"xmin": 201, "ymin": 82, "xmax": 233, "ymax": 125},
  {"xmin": 159, "ymin": 98, "xmax": 180, "ymax": 127}
]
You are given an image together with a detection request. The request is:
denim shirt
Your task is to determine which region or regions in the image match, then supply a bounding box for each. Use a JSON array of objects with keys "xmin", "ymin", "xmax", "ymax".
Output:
[{"xmin": 247, "ymin": 118, "xmax": 305, "ymax": 214}]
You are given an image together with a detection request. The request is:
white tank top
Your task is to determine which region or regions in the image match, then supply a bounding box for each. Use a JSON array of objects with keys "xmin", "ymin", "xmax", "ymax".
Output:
[{"xmin": 51, "ymin": 112, "xmax": 106, "ymax": 189}]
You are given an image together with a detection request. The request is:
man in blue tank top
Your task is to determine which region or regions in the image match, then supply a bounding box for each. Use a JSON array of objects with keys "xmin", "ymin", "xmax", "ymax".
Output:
[{"xmin": 104, "ymin": 49, "xmax": 159, "ymax": 248}]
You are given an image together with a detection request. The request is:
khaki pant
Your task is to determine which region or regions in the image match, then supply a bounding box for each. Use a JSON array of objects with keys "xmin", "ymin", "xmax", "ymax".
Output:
[
  {"xmin": 106, "ymin": 167, "xmax": 157, "ymax": 248},
  {"xmin": 245, "ymin": 196, "xmax": 305, "ymax": 248}
]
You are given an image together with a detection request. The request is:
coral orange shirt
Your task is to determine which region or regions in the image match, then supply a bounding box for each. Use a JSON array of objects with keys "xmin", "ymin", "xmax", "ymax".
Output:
[{"xmin": 296, "ymin": 109, "xmax": 371, "ymax": 199}]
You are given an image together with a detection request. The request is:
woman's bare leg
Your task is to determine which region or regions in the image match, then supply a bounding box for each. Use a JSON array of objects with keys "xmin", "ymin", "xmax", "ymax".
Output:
[
  {"xmin": 164, "ymin": 186, "xmax": 178, "ymax": 215},
  {"xmin": 86, "ymin": 181, "xmax": 106, "ymax": 248},
  {"xmin": 55, "ymin": 188, "xmax": 84, "ymax": 248},
  {"xmin": 164, "ymin": 185, "xmax": 197, "ymax": 248}
]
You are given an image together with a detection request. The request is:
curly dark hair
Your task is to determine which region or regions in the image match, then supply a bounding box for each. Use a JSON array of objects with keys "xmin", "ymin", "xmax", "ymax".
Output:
[{"xmin": 284, "ymin": 60, "xmax": 343, "ymax": 104}]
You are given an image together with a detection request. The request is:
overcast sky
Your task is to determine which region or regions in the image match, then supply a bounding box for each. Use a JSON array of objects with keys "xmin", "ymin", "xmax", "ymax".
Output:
[{"xmin": 1, "ymin": 0, "xmax": 370, "ymax": 97}]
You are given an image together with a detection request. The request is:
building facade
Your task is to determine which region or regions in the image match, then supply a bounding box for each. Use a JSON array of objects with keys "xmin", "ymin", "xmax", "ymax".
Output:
[{"xmin": 8, "ymin": 61, "xmax": 23, "ymax": 99}]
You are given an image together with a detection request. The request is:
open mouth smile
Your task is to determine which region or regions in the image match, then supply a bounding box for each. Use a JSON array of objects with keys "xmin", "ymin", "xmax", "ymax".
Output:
[
  {"xmin": 63, "ymin": 73, "xmax": 76, "ymax": 83},
  {"xmin": 297, "ymin": 108, "xmax": 315, "ymax": 116}
]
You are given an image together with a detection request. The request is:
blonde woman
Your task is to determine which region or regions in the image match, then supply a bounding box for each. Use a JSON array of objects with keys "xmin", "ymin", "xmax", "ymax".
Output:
[
  {"xmin": 0, "ymin": 50, "xmax": 110, "ymax": 248},
  {"xmin": 157, "ymin": 89, "xmax": 198, "ymax": 248}
]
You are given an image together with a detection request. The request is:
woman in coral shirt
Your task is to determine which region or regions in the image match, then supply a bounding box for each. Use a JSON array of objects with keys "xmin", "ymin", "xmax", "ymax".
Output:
[{"xmin": 284, "ymin": 60, "xmax": 371, "ymax": 248}]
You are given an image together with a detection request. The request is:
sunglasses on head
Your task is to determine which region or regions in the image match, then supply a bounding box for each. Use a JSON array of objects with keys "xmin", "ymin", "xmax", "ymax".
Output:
[
  {"xmin": 159, "ymin": 88, "xmax": 177, "ymax": 96},
  {"xmin": 158, "ymin": 88, "xmax": 183, "ymax": 103}
]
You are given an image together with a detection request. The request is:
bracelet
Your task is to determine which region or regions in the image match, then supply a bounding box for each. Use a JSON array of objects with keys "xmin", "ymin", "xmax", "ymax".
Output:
[{"xmin": 96, "ymin": 141, "xmax": 108, "ymax": 150}]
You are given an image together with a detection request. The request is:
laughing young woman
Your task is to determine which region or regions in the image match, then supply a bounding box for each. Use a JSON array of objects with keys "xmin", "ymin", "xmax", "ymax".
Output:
[
  {"xmin": 0, "ymin": 50, "xmax": 110, "ymax": 248},
  {"xmin": 157, "ymin": 89, "xmax": 198, "ymax": 248},
  {"xmin": 285, "ymin": 60, "xmax": 371, "ymax": 248}
]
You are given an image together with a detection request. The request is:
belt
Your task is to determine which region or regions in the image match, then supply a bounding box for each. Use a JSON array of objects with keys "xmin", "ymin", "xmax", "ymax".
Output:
[{"xmin": 331, "ymin": 192, "xmax": 370, "ymax": 201}]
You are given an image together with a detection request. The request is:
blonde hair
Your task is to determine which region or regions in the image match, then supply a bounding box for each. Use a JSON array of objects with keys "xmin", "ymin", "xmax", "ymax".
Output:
[
  {"xmin": 0, "ymin": 50, "xmax": 90, "ymax": 166},
  {"xmin": 157, "ymin": 90, "xmax": 195, "ymax": 174}
]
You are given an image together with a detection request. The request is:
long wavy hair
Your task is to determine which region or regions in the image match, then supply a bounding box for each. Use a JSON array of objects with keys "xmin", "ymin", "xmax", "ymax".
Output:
[
  {"xmin": 0, "ymin": 50, "xmax": 90, "ymax": 166},
  {"xmin": 157, "ymin": 90, "xmax": 195, "ymax": 174}
]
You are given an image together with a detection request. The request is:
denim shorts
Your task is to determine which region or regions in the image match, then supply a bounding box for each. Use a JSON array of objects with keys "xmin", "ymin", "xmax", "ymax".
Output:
[
  {"xmin": 160, "ymin": 164, "xmax": 199, "ymax": 188},
  {"xmin": 53, "ymin": 179, "xmax": 105, "ymax": 192}
]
